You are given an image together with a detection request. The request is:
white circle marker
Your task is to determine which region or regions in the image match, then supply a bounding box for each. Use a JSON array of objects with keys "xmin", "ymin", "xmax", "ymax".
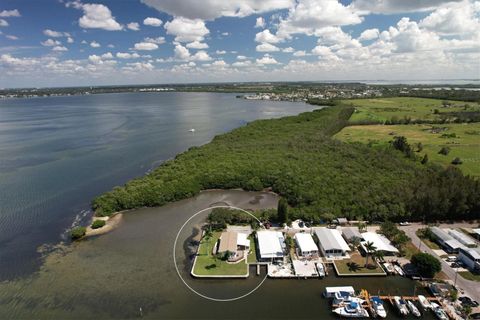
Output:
[{"xmin": 173, "ymin": 205, "xmax": 268, "ymax": 302}]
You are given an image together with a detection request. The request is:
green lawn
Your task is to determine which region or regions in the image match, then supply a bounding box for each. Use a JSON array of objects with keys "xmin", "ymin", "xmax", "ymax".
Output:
[
  {"xmin": 335, "ymin": 123, "xmax": 480, "ymax": 176},
  {"xmin": 247, "ymin": 236, "xmax": 257, "ymax": 264},
  {"xmin": 334, "ymin": 253, "xmax": 385, "ymax": 275},
  {"xmin": 192, "ymin": 232, "xmax": 248, "ymax": 276},
  {"xmin": 459, "ymin": 271, "xmax": 480, "ymax": 281},
  {"xmin": 403, "ymin": 241, "xmax": 422, "ymax": 260},
  {"xmin": 414, "ymin": 230, "xmax": 441, "ymax": 250},
  {"xmin": 343, "ymin": 97, "xmax": 480, "ymax": 123}
]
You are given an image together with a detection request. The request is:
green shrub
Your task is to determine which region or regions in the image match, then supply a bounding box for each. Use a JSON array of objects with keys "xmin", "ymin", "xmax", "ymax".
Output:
[
  {"xmin": 71, "ymin": 226, "xmax": 86, "ymax": 240},
  {"xmin": 452, "ymin": 157, "xmax": 463, "ymax": 165},
  {"xmin": 91, "ymin": 219, "xmax": 106, "ymax": 229},
  {"xmin": 411, "ymin": 253, "xmax": 441, "ymax": 278}
]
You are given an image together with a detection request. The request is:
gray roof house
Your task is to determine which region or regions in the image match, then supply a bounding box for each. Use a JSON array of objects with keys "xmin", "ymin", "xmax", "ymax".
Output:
[{"xmin": 342, "ymin": 227, "xmax": 363, "ymax": 243}]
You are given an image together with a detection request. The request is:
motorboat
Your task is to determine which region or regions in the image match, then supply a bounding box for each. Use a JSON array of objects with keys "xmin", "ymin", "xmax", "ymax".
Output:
[
  {"xmin": 406, "ymin": 300, "xmax": 421, "ymax": 317},
  {"xmin": 333, "ymin": 291, "xmax": 364, "ymax": 306},
  {"xmin": 382, "ymin": 263, "xmax": 395, "ymax": 274},
  {"xmin": 189, "ymin": 128, "xmax": 195, "ymax": 132},
  {"xmin": 333, "ymin": 301, "xmax": 370, "ymax": 318},
  {"xmin": 316, "ymin": 262, "xmax": 325, "ymax": 278},
  {"xmin": 417, "ymin": 295, "xmax": 432, "ymax": 310},
  {"xmin": 370, "ymin": 296, "xmax": 387, "ymax": 318},
  {"xmin": 394, "ymin": 264, "xmax": 405, "ymax": 276},
  {"xmin": 393, "ymin": 296, "xmax": 409, "ymax": 316},
  {"xmin": 431, "ymin": 302, "xmax": 448, "ymax": 320}
]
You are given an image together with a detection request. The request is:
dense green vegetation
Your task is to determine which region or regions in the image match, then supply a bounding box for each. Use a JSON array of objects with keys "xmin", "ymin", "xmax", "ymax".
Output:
[
  {"xmin": 411, "ymin": 253, "xmax": 442, "ymax": 278},
  {"xmin": 93, "ymin": 103, "xmax": 480, "ymax": 222},
  {"xmin": 91, "ymin": 220, "xmax": 106, "ymax": 229},
  {"xmin": 70, "ymin": 226, "xmax": 86, "ymax": 240}
]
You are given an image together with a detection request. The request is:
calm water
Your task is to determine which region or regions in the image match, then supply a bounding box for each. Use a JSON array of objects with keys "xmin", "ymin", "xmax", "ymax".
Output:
[
  {"xmin": 0, "ymin": 190, "xmax": 435, "ymax": 319},
  {"xmin": 0, "ymin": 92, "xmax": 318, "ymax": 280}
]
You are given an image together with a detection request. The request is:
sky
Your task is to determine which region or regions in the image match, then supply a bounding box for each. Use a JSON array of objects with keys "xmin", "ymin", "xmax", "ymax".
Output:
[{"xmin": 0, "ymin": 0, "xmax": 479, "ymax": 88}]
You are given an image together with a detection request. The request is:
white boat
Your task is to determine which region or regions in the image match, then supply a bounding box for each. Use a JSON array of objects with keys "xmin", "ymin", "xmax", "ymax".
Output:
[
  {"xmin": 394, "ymin": 264, "xmax": 404, "ymax": 276},
  {"xmin": 406, "ymin": 300, "xmax": 421, "ymax": 317},
  {"xmin": 333, "ymin": 301, "xmax": 369, "ymax": 318},
  {"xmin": 316, "ymin": 262, "xmax": 325, "ymax": 278},
  {"xmin": 333, "ymin": 291, "xmax": 365, "ymax": 306},
  {"xmin": 189, "ymin": 128, "xmax": 195, "ymax": 132},
  {"xmin": 370, "ymin": 296, "xmax": 387, "ymax": 318},
  {"xmin": 393, "ymin": 296, "xmax": 409, "ymax": 316},
  {"xmin": 382, "ymin": 263, "xmax": 395, "ymax": 274},
  {"xmin": 431, "ymin": 303, "xmax": 448, "ymax": 320},
  {"xmin": 417, "ymin": 295, "xmax": 432, "ymax": 310}
]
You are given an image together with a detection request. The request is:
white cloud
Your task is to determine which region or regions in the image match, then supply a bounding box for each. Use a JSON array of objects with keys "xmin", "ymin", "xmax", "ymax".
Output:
[
  {"xmin": 359, "ymin": 28, "xmax": 379, "ymax": 41},
  {"xmin": 43, "ymin": 29, "xmax": 70, "ymax": 37},
  {"xmin": 52, "ymin": 46, "xmax": 68, "ymax": 52},
  {"xmin": 256, "ymin": 55, "xmax": 278, "ymax": 65},
  {"xmin": 256, "ymin": 43, "xmax": 280, "ymax": 52},
  {"xmin": 90, "ymin": 41, "xmax": 101, "ymax": 48},
  {"xmin": 107, "ymin": 44, "xmax": 115, "ymax": 48},
  {"xmin": 144, "ymin": 36, "xmax": 165, "ymax": 44},
  {"xmin": 0, "ymin": 19, "xmax": 8, "ymax": 27},
  {"xmin": 186, "ymin": 41, "xmax": 209, "ymax": 49},
  {"xmin": 101, "ymin": 52, "xmax": 113, "ymax": 59},
  {"xmin": 351, "ymin": 0, "xmax": 464, "ymax": 14},
  {"xmin": 123, "ymin": 62, "xmax": 154, "ymax": 72},
  {"xmin": 237, "ymin": 55, "xmax": 247, "ymax": 60},
  {"xmin": 191, "ymin": 50, "xmax": 212, "ymax": 61},
  {"xmin": 67, "ymin": 37, "xmax": 74, "ymax": 43},
  {"xmin": 221, "ymin": 32, "xmax": 229, "ymax": 36},
  {"xmin": 174, "ymin": 44, "xmax": 212, "ymax": 61},
  {"xmin": 232, "ymin": 60, "xmax": 252, "ymax": 67},
  {"xmin": 41, "ymin": 39, "xmax": 61, "ymax": 46},
  {"xmin": 143, "ymin": 17, "xmax": 163, "ymax": 27},
  {"xmin": 215, "ymin": 50, "xmax": 226, "ymax": 54},
  {"xmin": 134, "ymin": 42, "xmax": 158, "ymax": 50},
  {"xmin": 141, "ymin": 0, "xmax": 294, "ymax": 20},
  {"xmin": 68, "ymin": 2, "xmax": 123, "ymax": 31},
  {"xmin": 255, "ymin": 17, "xmax": 266, "ymax": 28},
  {"xmin": 282, "ymin": 47, "xmax": 294, "ymax": 52},
  {"xmin": 164, "ymin": 17, "xmax": 209, "ymax": 42},
  {"xmin": 293, "ymin": 50, "xmax": 306, "ymax": 56},
  {"xmin": 6, "ymin": 35, "xmax": 18, "ymax": 40},
  {"xmin": 255, "ymin": 29, "xmax": 281, "ymax": 43},
  {"xmin": 116, "ymin": 52, "xmax": 140, "ymax": 59},
  {"xmin": 127, "ymin": 22, "xmax": 140, "ymax": 31},
  {"xmin": 419, "ymin": 1, "xmax": 480, "ymax": 35},
  {"xmin": 275, "ymin": 0, "xmax": 362, "ymax": 40},
  {"xmin": 0, "ymin": 9, "xmax": 21, "ymax": 17}
]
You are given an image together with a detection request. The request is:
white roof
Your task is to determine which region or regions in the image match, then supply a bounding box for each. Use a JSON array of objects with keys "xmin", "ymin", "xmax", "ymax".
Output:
[
  {"xmin": 361, "ymin": 232, "xmax": 399, "ymax": 253},
  {"xmin": 444, "ymin": 239, "xmax": 463, "ymax": 250},
  {"xmin": 314, "ymin": 227, "xmax": 350, "ymax": 252},
  {"xmin": 295, "ymin": 233, "xmax": 318, "ymax": 253},
  {"xmin": 460, "ymin": 247, "xmax": 480, "ymax": 260},
  {"xmin": 472, "ymin": 228, "xmax": 480, "ymax": 236},
  {"xmin": 325, "ymin": 286, "xmax": 355, "ymax": 294},
  {"xmin": 447, "ymin": 229, "xmax": 476, "ymax": 246},
  {"xmin": 257, "ymin": 230, "xmax": 284, "ymax": 258},
  {"xmin": 237, "ymin": 233, "xmax": 250, "ymax": 247}
]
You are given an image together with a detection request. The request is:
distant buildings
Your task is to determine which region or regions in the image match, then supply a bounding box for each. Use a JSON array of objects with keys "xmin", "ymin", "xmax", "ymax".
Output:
[
  {"xmin": 430, "ymin": 227, "xmax": 463, "ymax": 253},
  {"xmin": 447, "ymin": 229, "xmax": 476, "ymax": 247},
  {"xmin": 458, "ymin": 247, "xmax": 480, "ymax": 271}
]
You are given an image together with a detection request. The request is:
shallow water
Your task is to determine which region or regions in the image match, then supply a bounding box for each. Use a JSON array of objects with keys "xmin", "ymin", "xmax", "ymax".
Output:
[
  {"xmin": 0, "ymin": 190, "xmax": 436, "ymax": 319},
  {"xmin": 0, "ymin": 92, "xmax": 318, "ymax": 279}
]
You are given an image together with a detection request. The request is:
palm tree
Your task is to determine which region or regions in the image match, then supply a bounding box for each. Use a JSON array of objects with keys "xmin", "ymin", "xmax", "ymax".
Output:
[
  {"xmin": 373, "ymin": 250, "xmax": 385, "ymax": 263},
  {"xmin": 364, "ymin": 241, "xmax": 377, "ymax": 267}
]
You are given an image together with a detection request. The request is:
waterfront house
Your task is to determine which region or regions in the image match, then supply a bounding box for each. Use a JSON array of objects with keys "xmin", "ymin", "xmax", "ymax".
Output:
[
  {"xmin": 458, "ymin": 247, "xmax": 480, "ymax": 271},
  {"xmin": 430, "ymin": 227, "xmax": 463, "ymax": 253},
  {"xmin": 294, "ymin": 233, "xmax": 319, "ymax": 257},
  {"xmin": 256, "ymin": 230, "xmax": 285, "ymax": 261},
  {"xmin": 217, "ymin": 231, "xmax": 250, "ymax": 261},
  {"xmin": 342, "ymin": 227, "xmax": 363, "ymax": 243},
  {"xmin": 360, "ymin": 232, "xmax": 399, "ymax": 255},
  {"xmin": 314, "ymin": 227, "xmax": 350, "ymax": 258},
  {"xmin": 447, "ymin": 229, "xmax": 477, "ymax": 247}
]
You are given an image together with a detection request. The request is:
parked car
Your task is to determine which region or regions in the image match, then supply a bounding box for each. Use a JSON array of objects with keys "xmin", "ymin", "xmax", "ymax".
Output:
[
  {"xmin": 399, "ymin": 222, "xmax": 410, "ymax": 226},
  {"xmin": 446, "ymin": 256, "xmax": 457, "ymax": 262},
  {"xmin": 459, "ymin": 296, "xmax": 479, "ymax": 307},
  {"xmin": 470, "ymin": 312, "xmax": 480, "ymax": 319}
]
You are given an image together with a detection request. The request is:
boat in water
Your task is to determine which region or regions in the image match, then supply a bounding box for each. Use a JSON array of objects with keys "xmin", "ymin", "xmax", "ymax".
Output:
[
  {"xmin": 333, "ymin": 291, "xmax": 364, "ymax": 306},
  {"xmin": 370, "ymin": 296, "xmax": 387, "ymax": 318},
  {"xmin": 382, "ymin": 263, "xmax": 395, "ymax": 274},
  {"xmin": 333, "ymin": 301, "xmax": 369, "ymax": 318},
  {"xmin": 431, "ymin": 302, "xmax": 448, "ymax": 320},
  {"xmin": 406, "ymin": 300, "xmax": 421, "ymax": 317},
  {"xmin": 189, "ymin": 128, "xmax": 195, "ymax": 132},
  {"xmin": 393, "ymin": 296, "xmax": 409, "ymax": 316},
  {"xmin": 417, "ymin": 295, "xmax": 432, "ymax": 310},
  {"xmin": 316, "ymin": 262, "xmax": 325, "ymax": 278},
  {"xmin": 393, "ymin": 264, "xmax": 404, "ymax": 276}
]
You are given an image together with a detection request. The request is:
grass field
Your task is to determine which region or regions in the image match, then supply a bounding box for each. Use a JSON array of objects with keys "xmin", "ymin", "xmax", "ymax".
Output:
[
  {"xmin": 334, "ymin": 252, "xmax": 385, "ymax": 275},
  {"xmin": 247, "ymin": 236, "xmax": 257, "ymax": 264},
  {"xmin": 335, "ymin": 123, "xmax": 480, "ymax": 176},
  {"xmin": 192, "ymin": 232, "xmax": 248, "ymax": 276},
  {"xmin": 459, "ymin": 271, "xmax": 480, "ymax": 281},
  {"xmin": 343, "ymin": 97, "xmax": 480, "ymax": 123}
]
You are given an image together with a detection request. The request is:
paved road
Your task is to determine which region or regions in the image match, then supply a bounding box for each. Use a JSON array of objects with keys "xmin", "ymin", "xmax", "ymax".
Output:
[{"xmin": 400, "ymin": 223, "xmax": 480, "ymax": 302}]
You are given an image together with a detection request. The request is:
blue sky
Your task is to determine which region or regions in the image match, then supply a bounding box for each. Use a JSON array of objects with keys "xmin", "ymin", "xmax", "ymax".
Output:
[{"xmin": 0, "ymin": 0, "xmax": 479, "ymax": 88}]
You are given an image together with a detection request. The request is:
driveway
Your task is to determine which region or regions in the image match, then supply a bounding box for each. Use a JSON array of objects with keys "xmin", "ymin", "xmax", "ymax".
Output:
[{"xmin": 400, "ymin": 223, "xmax": 480, "ymax": 302}]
